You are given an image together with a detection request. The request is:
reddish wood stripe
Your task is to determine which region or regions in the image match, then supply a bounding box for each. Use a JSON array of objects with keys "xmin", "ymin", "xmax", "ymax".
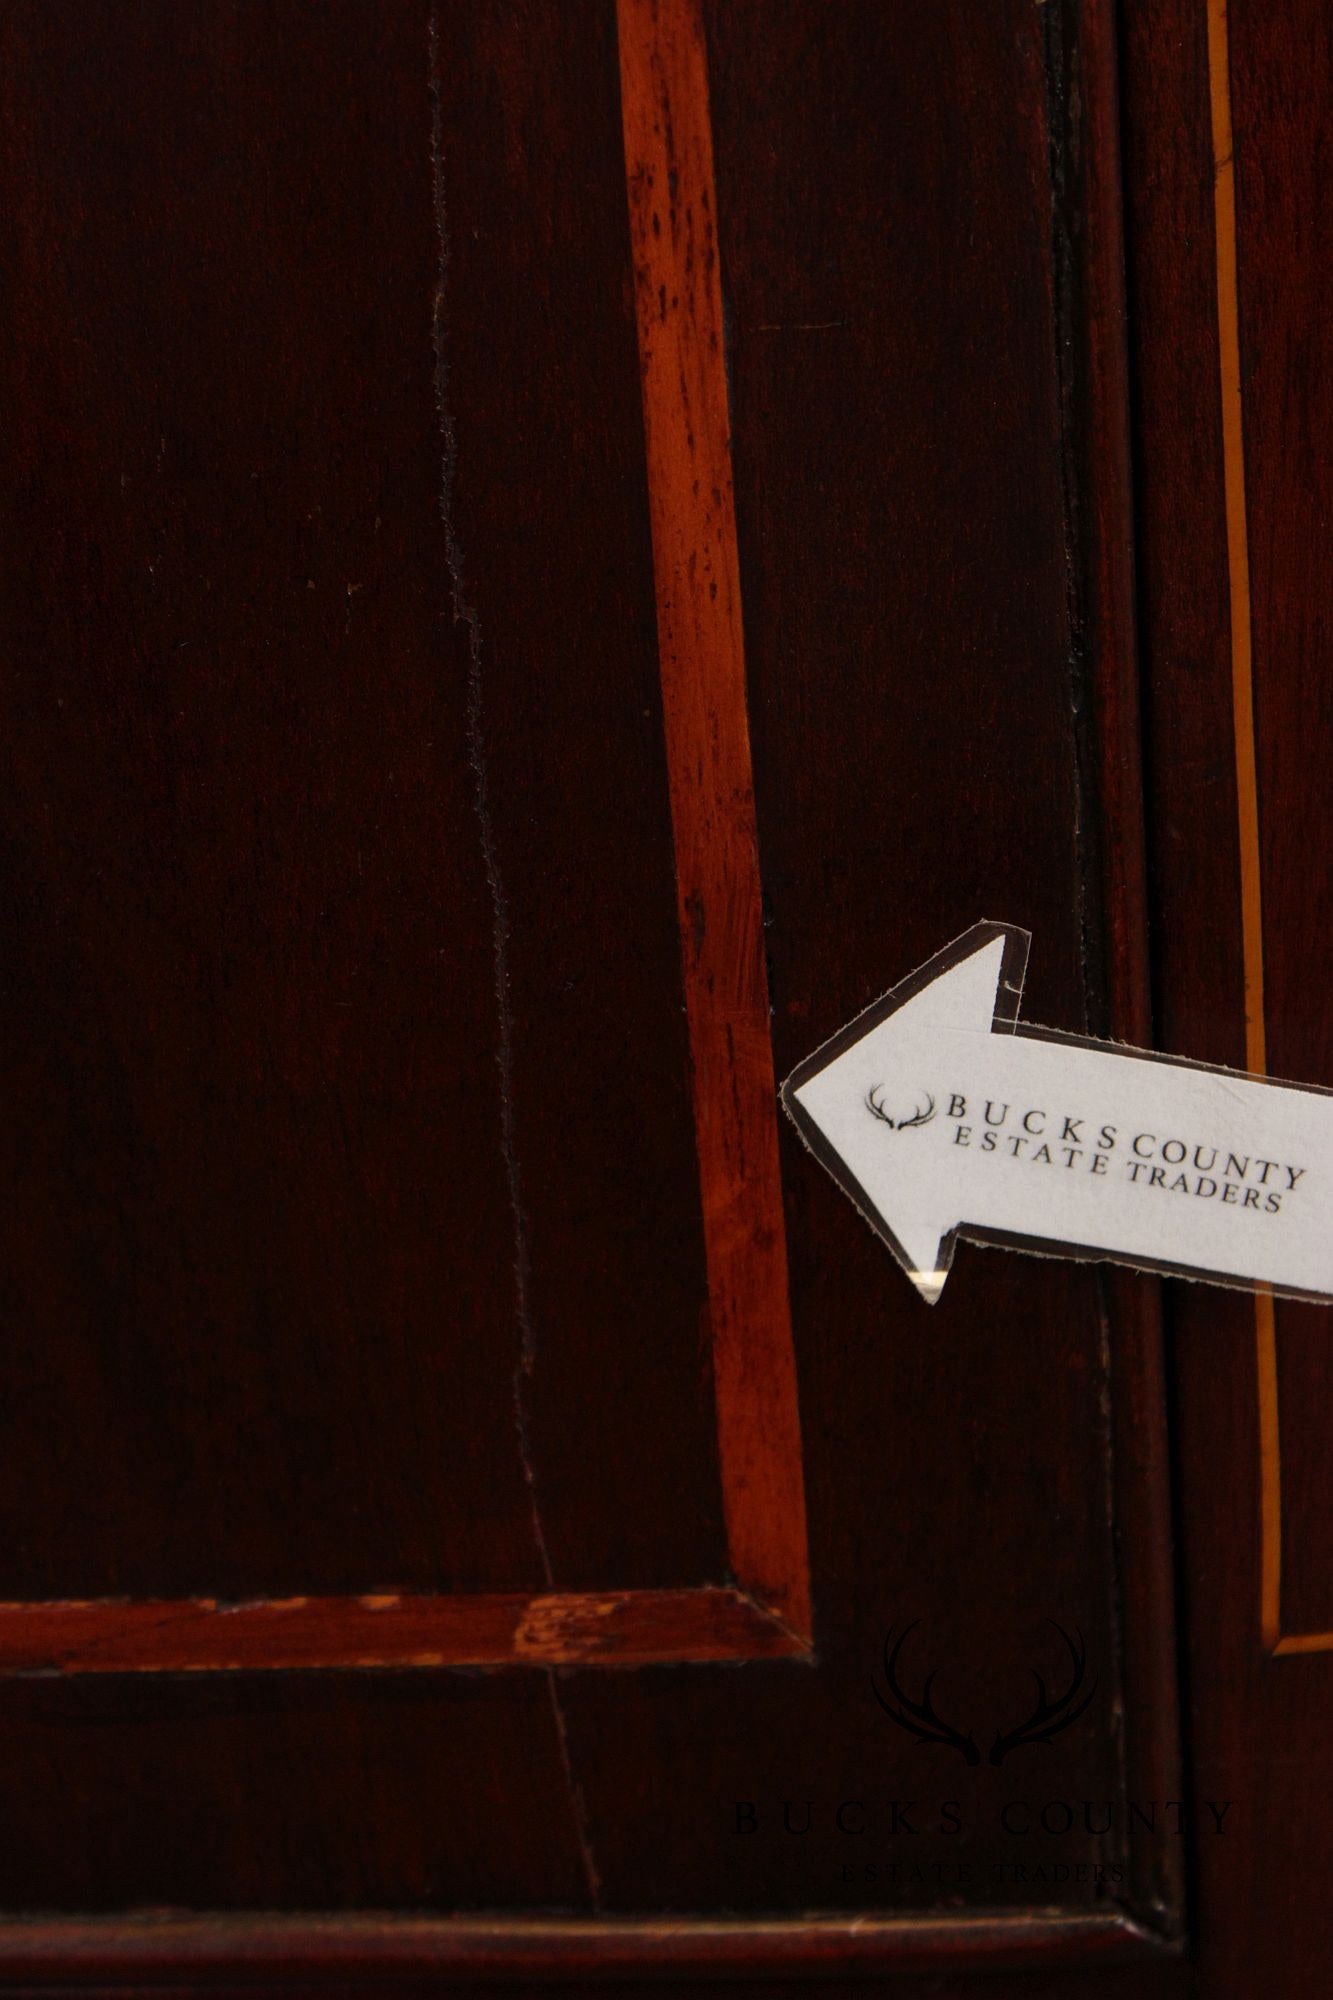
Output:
[
  {"xmin": 0, "ymin": 1586, "xmax": 805, "ymax": 1675},
  {"xmin": 0, "ymin": 1909, "xmax": 1171, "ymax": 1983},
  {"xmin": 616, "ymin": 0, "xmax": 810, "ymax": 1637},
  {"xmin": 0, "ymin": 1, "xmax": 810, "ymax": 1682}
]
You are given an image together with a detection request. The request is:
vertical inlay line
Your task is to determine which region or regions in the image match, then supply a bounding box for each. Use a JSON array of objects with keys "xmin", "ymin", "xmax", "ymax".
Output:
[
  {"xmin": 1206, "ymin": 0, "xmax": 1289, "ymax": 1656},
  {"xmin": 1206, "ymin": 1, "xmax": 1333, "ymax": 1661},
  {"xmin": 1253, "ymin": 1287, "xmax": 1282, "ymax": 1653},
  {"xmin": 615, "ymin": 0, "xmax": 810, "ymax": 1637},
  {"xmin": 1206, "ymin": 0, "xmax": 1267, "ymax": 1084}
]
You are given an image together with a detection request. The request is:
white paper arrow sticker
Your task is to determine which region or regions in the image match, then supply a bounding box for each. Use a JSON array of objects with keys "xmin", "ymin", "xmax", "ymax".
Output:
[{"xmin": 781, "ymin": 922, "xmax": 1333, "ymax": 1305}]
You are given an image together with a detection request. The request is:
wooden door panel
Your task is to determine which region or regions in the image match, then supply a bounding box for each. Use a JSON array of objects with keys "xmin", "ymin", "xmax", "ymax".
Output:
[
  {"xmin": 0, "ymin": 0, "xmax": 803, "ymax": 1661},
  {"xmin": 1122, "ymin": 0, "xmax": 1333, "ymax": 1993},
  {"xmin": 0, "ymin": 0, "xmax": 550, "ymax": 1604},
  {"xmin": 434, "ymin": 0, "xmax": 742, "ymax": 1603},
  {"xmin": 0, "ymin": 0, "xmax": 1187, "ymax": 1982},
  {"xmin": 0, "ymin": 0, "xmax": 577, "ymax": 1605},
  {"xmin": 554, "ymin": 0, "xmax": 1176, "ymax": 1931},
  {"xmin": 1223, "ymin": 0, "xmax": 1333, "ymax": 1647},
  {"xmin": 0, "ymin": 1673, "xmax": 591, "ymax": 1910}
]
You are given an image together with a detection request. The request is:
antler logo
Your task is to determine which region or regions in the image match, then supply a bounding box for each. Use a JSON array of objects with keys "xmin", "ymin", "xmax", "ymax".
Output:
[
  {"xmin": 873, "ymin": 1624, "xmax": 980, "ymax": 1764},
  {"xmin": 988, "ymin": 1623, "xmax": 1096, "ymax": 1764},
  {"xmin": 865, "ymin": 1086, "xmax": 935, "ymax": 1131},
  {"xmin": 872, "ymin": 1621, "xmax": 1096, "ymax": 1766}
]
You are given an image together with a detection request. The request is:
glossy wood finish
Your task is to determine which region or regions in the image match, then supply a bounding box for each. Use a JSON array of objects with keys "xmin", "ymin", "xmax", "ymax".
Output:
[
  {"xmin": 0, "ymin": 0, "xmax": 733, "ymax": 1610},
  {"xmin": 0, "ymin": 1585, "xmax": 802, "ymax": 1675},
  {"xmin": 1043, "ymin": 0, "xmax": 1182, "ymax": 1931},
  {"xmin": 1220, "ymin": 0, "xmax": 1333, "ymax": 1650},
  {"xmin": 616, "ymin": 0, "xmax": 808, "ymax": 1638},
  {"xmin": 551, "ymin": 0, "xmax": 1177, "ymax": 1930},
  {"xmin": 0, "ymin": 1909, "xmax": 1174, "ymax": 1988},
  {"xmin": 0, "ymin": 0, "xmax": 1187, "ymax": 1980},
  {"xmin": 0, "ymin": 0, "xmax": 808, "ymax": 1678},
  {"xmin": 0, "ymin": 0, "xmax": 551, "ymax": 1606},
  {"xmin": 1122, "ymin": 0, "xmax": 1333, "ymax": 1991},
  {"xmin": 423, "ymin": 0, "xmax": 724, "ymax": 1602}
]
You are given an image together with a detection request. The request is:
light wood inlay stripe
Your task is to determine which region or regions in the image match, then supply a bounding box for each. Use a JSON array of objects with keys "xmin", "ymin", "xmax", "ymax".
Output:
[
  {"xmin": 1205, "ymin": 0, "xmax": 1332, "ymax": 1657},
  {"xmin": 1206, "ymin": 0, "xmax": 1266, "ymax": 1083},
  {"xmin": 616, "ymin": 0, "xmax": 810, "ymax": 1636}
]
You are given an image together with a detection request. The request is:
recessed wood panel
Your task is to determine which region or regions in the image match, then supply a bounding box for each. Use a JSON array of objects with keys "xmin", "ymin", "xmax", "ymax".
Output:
[
  {"xmin": 432, "ymin": 0, "xmax": 733, "ymax": 1595},
  {"xmin": 0, "ymin": 0, "xmax": 542, "ymax": 1600},
  {"xmin": 0, "ymin": 0, "xmax": 1182, "ymax": 1969},
  {"xmin": 0, "ymin": 0, "xmax": 731, "ymax": 1601},
  {"xmin": 0, "ymin": 1671, "xmax": 591, "ymax": 1911}
]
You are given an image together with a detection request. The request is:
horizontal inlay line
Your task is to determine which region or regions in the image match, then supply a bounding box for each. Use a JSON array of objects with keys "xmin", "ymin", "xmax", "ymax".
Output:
[{"xmin": 0, "ymin": 1585, "xmax": 809, "ymax": 1675}]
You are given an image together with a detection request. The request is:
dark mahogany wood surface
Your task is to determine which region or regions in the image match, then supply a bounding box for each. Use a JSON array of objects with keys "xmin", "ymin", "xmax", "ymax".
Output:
[
  {"xmin": 0, "ymin": 0, "xmax": 1189, "ymax": 1982},
  {"xmin": 616, "ymin": 0, "xmax": 809, "ymax": 1640},
  {"xmin": 0, "ymin": 0, "xmax": 730, "ymax": 1607},
  {"xmin": 430, "ymin": 0, "xmax": 732, "ymax": 1598},
  {"xmin": 0, "ymin": 0, "xmax": 551, "ymax": 1605},
  {"xmin": 553, "ymin": 0, "xmax": 1174, "ymax": 1925},
  {"xmin": 1225, "ymin": 0, "xmax": 1333, "ymax": 1642},
  {"xmin": 1122, "ymin": 0, "xmax": 1333, "ymax": 1994},
  {"xmin": 0, "ymin": 1909, "xmax": 1178, "ymax": 1989}
]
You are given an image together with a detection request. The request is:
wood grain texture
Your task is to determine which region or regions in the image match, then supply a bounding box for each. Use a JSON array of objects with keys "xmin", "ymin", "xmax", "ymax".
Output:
[
  {"xmin": 1122, "ymin": 0, "xmax": 1333, "ymax": 1992},
  {"xmin": 0, "ymin": 0, "xmax": 805, "ymax": 1673},
  {"xmin": 1204, "ymin": 0, "xmax": 1289, "ymax": 1667},
  {"xmin": 551, "ymin": 0, "xmax": 1177, "ymax": 1930},
  {"xmin": 0, "ymin": 0, "xmax": 1184, "ymax": 1969},
  {"xmin": 1042, "ymin": 0, "xmax": 1183, "ymax": 1932},
  {"xmin": 616, "ymin": 0, "xmax": 809, "ymax": 1635},
  {"xmin": 426, "ymin": 0, "xmax": 729, "ymax": 1596},
  {"xmin": 0, "ymin": 1908, "xmax": 1175, "ymax": 1986},
  {"xmin": 0, "ymin": 0, "xmax": 551, "ymax": 1605},
  {"xmin": 0, "ymin": 1586, "xmax": 801, "ymax": 1674},
  {"xmin": 1222, "ymin": 0, "xmax": 1333, "ymax": 1647},
  {"xmin": 0, "ymin": 1669, "xmax": 597, "ymax": 1912}
]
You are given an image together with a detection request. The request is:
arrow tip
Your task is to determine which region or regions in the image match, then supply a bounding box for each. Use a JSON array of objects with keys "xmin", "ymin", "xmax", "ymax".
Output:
[
  {"xmin": 911, "ymin": 1263, "xmax": 950, "ymax": 1306},
  {"xmin": 781, "ymin": 922, "xmax": 1031, "ymax": 1302}
]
